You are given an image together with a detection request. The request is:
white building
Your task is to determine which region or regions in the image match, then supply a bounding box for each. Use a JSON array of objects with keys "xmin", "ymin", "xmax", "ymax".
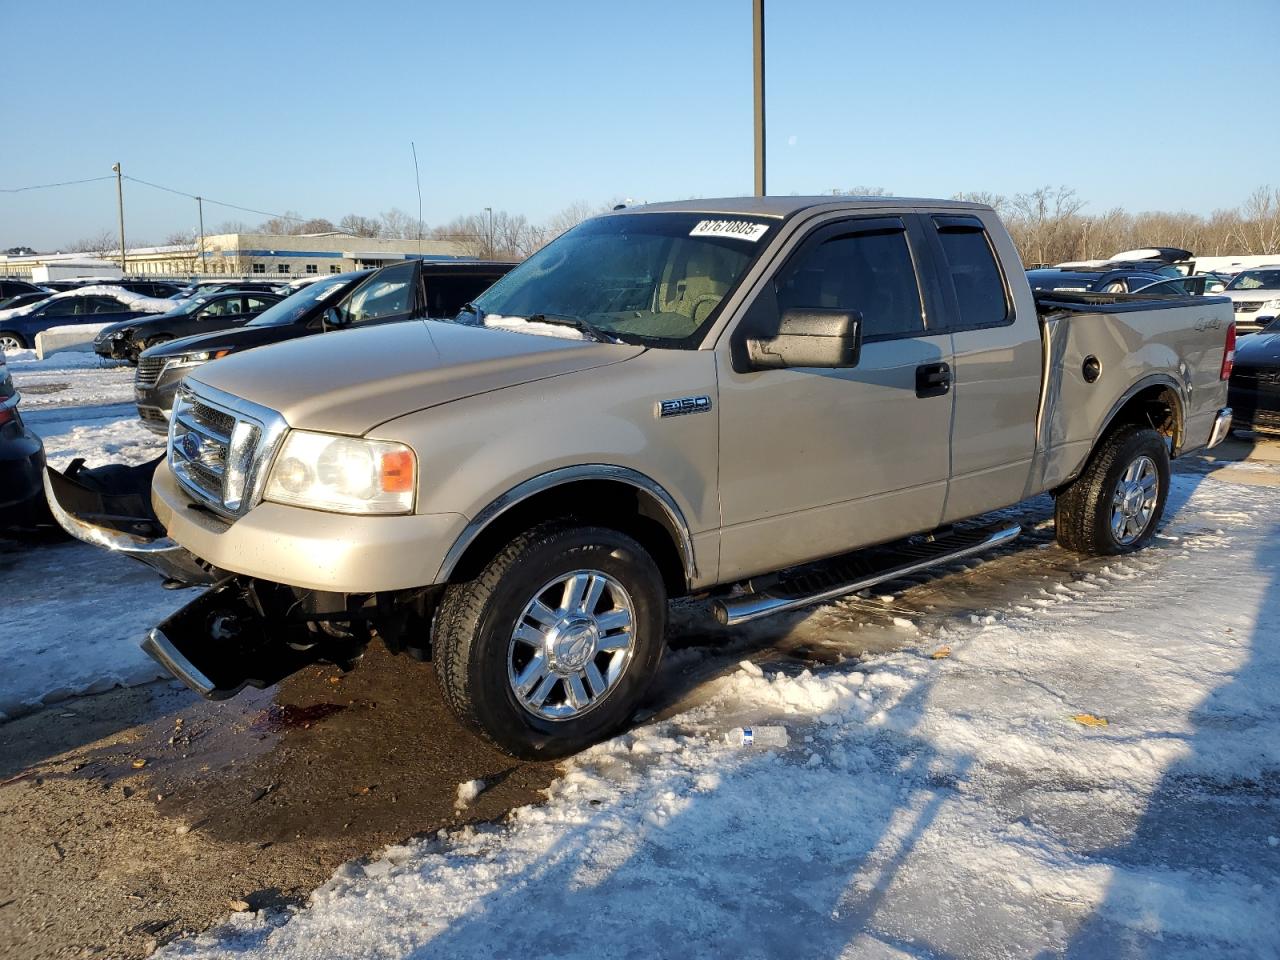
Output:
[{"xmin": 0, "ymin": 232, "xmax": 472, "ymax": 279}]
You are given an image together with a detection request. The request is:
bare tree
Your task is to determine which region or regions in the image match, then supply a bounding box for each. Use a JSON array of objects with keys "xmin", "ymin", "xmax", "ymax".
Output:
[
  {"xmin": 65, "ymin": 229, "xmax": 117, "ymax": 255},
  {"xmin": 1006, "ymin": 186, "xmax": 1086, "ymax": 266},
  {"xmin": 952, "ymin": 191, "xmax": 1008, "ymax": 217},
  {"xmin": 338, "ymin": 214, "xmax": 383, "ymax": 238},
  {"xmin": 1242, "ymin": 186, "xmax": 1280, "ymax": 255},
  {"xmin": 380, "ymin": 208, "xmax": 427, "ymax": 240}
]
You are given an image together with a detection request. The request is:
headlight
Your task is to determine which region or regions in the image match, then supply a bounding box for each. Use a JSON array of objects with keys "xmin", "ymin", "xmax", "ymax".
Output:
[
  {"xmin": 1260, "ymin": 299, "xmax": 1280, "ymax": 315},
  {"xmin": 264, "ymin": 430, "xmax": 416, "ymax": 515}
]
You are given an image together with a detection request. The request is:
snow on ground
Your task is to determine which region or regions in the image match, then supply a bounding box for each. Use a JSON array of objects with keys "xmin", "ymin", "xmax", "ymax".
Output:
[
  {"xmin": 162, "ymin": 469, "xmax": 1280, "ymax": 960},
  {"xmin": 3, "ymin": 356, "xmax": 185, "ymax": 718},
  {"xmin": 6, "ymin": 347, "xmax": 137, "ymax": 409}
]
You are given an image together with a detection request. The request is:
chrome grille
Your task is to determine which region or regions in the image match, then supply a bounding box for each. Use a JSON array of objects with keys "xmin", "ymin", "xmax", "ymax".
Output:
[
  {"xmin": 168, "ymin": 385, "xmax": 287, "ymax": 519},
  {"xmin": 135, "ymin": 356, "xmax": 167, "ymax": 389},
  {"xmin": 1234, "ymin": 301, "xmax": 1263, "ymax": 313}
]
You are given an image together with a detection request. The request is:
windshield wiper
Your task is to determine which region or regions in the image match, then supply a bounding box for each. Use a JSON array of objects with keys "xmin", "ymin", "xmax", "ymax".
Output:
[{"xmin": 524, "ymin": 313, "xmax": 619, "ymax": 343}]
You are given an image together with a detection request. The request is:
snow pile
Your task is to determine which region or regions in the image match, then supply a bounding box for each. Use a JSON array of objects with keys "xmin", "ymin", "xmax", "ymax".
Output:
[
  {"xmin": 162, "ymin": 470, "xmax": 1280, "ymax": 959},
  {"xmin": 454, "ymin": 779, "xmax": 487, "ymax": 811},
  {"xmin": 482, "ymin": 314, "xmax": 589, "ymax": 340}
]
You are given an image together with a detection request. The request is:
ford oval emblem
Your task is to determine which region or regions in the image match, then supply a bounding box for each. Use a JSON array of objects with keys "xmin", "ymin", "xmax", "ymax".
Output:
[{"xmin": 181, "ymin": 432, "xmax": 203, "ymax": 461}]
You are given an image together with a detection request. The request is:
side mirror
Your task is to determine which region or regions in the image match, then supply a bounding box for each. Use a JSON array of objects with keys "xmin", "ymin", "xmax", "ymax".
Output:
[
  {"xmin": 322, "ymin": 307, "xmax": 347, "ymax": 330},
  {"xmin": 746, "ymin": 309, "xmax": 862, "ymax": 370},
  {"xmin": 1208, "ymin": 282, "xmax": 1225, "ymax": 294}
]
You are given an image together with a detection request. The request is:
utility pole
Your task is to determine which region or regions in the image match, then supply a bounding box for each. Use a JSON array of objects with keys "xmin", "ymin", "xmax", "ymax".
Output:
[
  {"xmin": 196, "ymin": 196, "xmax": 207, "ymax": 274},
  {"xmin": 112, "ymin": 162, "xmax": 127, "ymax": 272},
  {"xmin": 484, "ymin": 206, "xmax": 493, "ymax": 258},
  {"xmin": 753, "ymin": 0, "xmax": 766, "ymax": 196}
]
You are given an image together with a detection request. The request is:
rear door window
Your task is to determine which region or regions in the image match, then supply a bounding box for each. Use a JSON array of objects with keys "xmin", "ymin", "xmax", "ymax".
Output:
[
  {"xmin": 774, "ymin": 218, "xmax": 925, "ymax": 340},
  {"xmin": 930, "ymin": 215, "xmax": 1011, "ymax": 330}
]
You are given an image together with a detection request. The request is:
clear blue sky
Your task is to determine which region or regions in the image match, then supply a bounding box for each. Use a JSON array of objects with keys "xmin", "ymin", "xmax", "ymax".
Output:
[{"xmin": 3, "ymin": 0, "xmax": 1277, "ymax": 250}]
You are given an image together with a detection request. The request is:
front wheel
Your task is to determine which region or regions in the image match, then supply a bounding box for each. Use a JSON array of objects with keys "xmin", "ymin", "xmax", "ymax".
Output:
[
  {"xmin": 1055, "ymin": 425, "xmax": 1170, "ymax": 555},
  {"xmin": 0, "ymin": 333, "xmax": 26, "ymax": 353},
  {"xmin": 433, "ymin": 522, "xmax": 667, "ymax": 758}
]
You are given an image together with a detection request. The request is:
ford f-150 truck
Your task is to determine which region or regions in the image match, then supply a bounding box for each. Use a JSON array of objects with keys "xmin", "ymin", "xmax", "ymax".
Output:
[{"xmin": 45, "ymin": 197, "xmax": 1236, "ymax": 758}]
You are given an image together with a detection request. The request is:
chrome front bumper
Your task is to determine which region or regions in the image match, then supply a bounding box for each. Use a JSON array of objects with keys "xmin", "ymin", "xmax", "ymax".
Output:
[
  {"xmin": 42, "ymin": 466, "xmax": 220, "ymax": 586},
  {"xmin": 1207, "ymin": 406, "xmax": 1233, "ymax": 449}
]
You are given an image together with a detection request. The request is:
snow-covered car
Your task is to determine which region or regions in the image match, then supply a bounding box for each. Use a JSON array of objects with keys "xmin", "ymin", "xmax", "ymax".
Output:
[
  {"xmin": 0, "ymin": 345, "xmax": 46, "ymax": 529},
  {"xmin": 0, "ymin": 285, "xmax": 175, "ymax": 352},
  {"xmin": 1221, "ymin": 266, "xmax": 1280, "ymax": 334}
]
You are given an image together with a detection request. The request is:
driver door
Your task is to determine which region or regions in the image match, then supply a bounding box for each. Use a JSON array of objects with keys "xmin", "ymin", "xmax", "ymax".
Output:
[{"xmin": 715, "ymin": 215, "xmax": 955, "ymax": 581}]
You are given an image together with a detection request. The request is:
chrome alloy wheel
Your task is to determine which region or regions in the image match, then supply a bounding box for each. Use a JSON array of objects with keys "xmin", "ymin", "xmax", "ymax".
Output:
[
  {"xmin": 0, "ymin": 334, "xmax": 23, "ymax": 354},
  {"xmin": 508, "ymin": 570, "xmax": 636, "ymax": 721},
  {"xmin": 1111, "ymin": 455, "xmax": 1159, "ymax": 545}
]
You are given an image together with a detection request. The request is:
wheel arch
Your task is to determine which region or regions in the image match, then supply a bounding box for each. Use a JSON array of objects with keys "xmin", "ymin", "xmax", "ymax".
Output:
[
  {"xmin": 1095, "ymin": 374, "xmax": 1185, "ymax": 455},
  {"xmin": 436, "ymin": 465, "xmax": 697, "ymax": 597}
]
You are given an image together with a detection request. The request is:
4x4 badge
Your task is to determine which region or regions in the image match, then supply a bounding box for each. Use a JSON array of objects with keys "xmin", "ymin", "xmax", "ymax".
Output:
[{"xmin": 656, "ymin": 396, "xmax": 712, "ymax": 418}]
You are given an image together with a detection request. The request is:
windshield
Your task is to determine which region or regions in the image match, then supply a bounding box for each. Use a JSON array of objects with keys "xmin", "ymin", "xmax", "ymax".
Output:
[
  {"xmin": 1227, "ymin": 269, "xmax": 1280, "ymax": 291},
  {"xmin": 247, "ymin": 273, "xmax": 358, "ymax": 327},
  {"xmin": 168, "ymin": 295, "xmax": 214, "ymax": 316},
  {"xmin": 467, "ymin": 212, "xmax": 779, "ymax": 347}
]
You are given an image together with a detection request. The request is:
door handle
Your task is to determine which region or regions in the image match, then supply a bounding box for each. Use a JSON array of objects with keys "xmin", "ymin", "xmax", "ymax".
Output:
[{"xmin": 915, "ymin": 362, "xmax": 951, "ymax": 398}]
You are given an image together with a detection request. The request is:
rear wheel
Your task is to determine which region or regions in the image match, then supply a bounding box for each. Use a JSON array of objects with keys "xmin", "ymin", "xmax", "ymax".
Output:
[
  {"xmin": 0, "ymin": 333, "xmax": 26, "ymax": 353},
  {"xmin": 433, "ymin": 521, "xmax": 667, "ymax": 758},
  {"xmin": 1055, "ymin": 425, "xmax": 1170, "ymax": 555}
]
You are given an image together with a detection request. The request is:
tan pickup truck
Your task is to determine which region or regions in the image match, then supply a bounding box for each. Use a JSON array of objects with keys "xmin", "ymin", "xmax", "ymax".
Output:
[{"xmin": 46, "ymin": 197, "xmax": 1237, "ymax": 757}]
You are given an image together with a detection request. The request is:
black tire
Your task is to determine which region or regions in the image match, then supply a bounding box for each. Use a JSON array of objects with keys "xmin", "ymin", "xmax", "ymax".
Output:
[
  {"xmin": 1055, "ymin": 425, "xmax": 1170, "ymax": 555},
  {"xmin": 433, "ymin": 521, "xmax": 667, "ymax": 759}
]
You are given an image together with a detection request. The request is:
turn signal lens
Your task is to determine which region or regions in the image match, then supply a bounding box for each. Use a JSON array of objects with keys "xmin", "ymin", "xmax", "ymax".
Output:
[
  {"xmin": 380, "ymin": 450, "xmax": 415, "ymax": 493},
  {"xmin": 1221, "ymin": 323, "xmax": 1236, "ymax": 381}
]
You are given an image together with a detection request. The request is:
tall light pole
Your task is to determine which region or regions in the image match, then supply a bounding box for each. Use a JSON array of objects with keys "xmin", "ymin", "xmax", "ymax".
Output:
[
  {"xmin": 753, "ymin": 0, "xmax": 766, "ymax": 196},
  {"xmin": 196, "ymin": 196, "xmax": 207, "ymax": 274},
  {"xmin": 484, "ymin": 206, "xmax": 493, "ymax": 257},
  {"xmin": 111, "ymin": 162, "xmax": 127, "ymax": 272}
]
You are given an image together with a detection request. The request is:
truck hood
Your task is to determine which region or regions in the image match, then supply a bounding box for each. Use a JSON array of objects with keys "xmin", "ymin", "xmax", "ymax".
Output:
[{"xmin": 186, "ymin": 319, "xmax": 645, "ymax": 436}]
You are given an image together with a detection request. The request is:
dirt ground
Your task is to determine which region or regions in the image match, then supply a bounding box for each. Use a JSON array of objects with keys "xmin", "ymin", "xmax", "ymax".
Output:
[{"xmin": 0, "ymin": 436, "xmax": 1269, "ymax": 959}]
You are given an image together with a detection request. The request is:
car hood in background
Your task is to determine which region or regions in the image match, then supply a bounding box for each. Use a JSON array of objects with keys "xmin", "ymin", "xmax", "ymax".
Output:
[
  {"xmin": 143, "ymin": 323, "xmax": 311, "ymax": 359},
  {"xmin": 187, "ymin": 319, "xmax": 645, "ymax": 436},
  {"xmin": 1223, "ymin": 289, "xmax": 1280, "ymax": 304},
  {"xmin": 1234, "ymin": 330, "xmax": 1280, "ymax": 365}
]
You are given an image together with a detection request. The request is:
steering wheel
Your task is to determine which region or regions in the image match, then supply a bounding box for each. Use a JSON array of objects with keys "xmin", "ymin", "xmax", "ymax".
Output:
[{"xmin": 688, "ymin": 294, "xmax": 723, "ymax": 324}]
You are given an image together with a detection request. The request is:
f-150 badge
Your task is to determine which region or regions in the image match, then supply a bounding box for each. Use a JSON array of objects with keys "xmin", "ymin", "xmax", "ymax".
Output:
[{"xmin": 657, "ymin": 396, "xmax": 713, "ymax": 418}]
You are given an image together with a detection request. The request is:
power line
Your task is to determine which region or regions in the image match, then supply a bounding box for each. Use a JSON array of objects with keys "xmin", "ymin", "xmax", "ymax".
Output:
[
  {"xmin": 0, "ymin": 175, "xmax": 115, "ymax": 193},
  {"xmin": 123, "ymin": 174, "xmax": 309, "ymax": 223}
]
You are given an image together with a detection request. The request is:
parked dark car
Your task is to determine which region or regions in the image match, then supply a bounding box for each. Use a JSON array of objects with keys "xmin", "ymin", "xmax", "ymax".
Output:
[
  {"xmin": 1027, "ymin": 263, "xmax": 1181, "ymax": 295},
  {"xmin": 0, "ymin": 291, "xmax": 53, "ymax": 312},
  {"xmin": 114, "ymin": 280, "xmax": 185, "ymax": 299},
  {"xmin": 0, "ymin": 279, "xmax": 47, "ymax": 300},
  {"xmin": 1228, "ymin": 319, "xmax": 1280, "ymax": 434},
  {"xmin": 0, "ymin": 346, "xmax": 47, "ymax": 529},
  {"xmin": 133, "ymin": 260, "xmax": 515, "ymax": 433},
  {"xmin": 0, "ymin": 290, "xmax": 170, "ymax": 352},
  {"xmin": 94, "ymin": 291, "xmax": 283, "ymax": 362}
]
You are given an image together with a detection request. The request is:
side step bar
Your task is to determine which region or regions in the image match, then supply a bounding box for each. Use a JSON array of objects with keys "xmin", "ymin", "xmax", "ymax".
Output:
[{"xmin": 713, "ymin": 523, "xmax": 1022, "ymax": 626}]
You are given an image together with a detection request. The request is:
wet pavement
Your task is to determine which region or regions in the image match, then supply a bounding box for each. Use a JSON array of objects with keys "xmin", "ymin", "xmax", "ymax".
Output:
[{"xmin": 0, "ymin": 436, "xmax": 1272, "ymax": 959}]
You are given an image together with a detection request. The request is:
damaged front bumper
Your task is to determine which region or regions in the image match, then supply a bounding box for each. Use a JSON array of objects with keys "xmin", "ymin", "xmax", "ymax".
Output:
[
  {"xmin": 43, "ymin": 459, "xmax": 433, "ymax": 700},
  {"xmin": 42, "ymin": 460, "xmax": 220, "ymax": 586}
]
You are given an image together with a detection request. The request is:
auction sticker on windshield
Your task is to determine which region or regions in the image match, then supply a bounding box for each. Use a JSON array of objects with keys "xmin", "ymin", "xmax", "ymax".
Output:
[{"xmin": 689, "ymin": 220, "xmax": 769, "ymax": 242}]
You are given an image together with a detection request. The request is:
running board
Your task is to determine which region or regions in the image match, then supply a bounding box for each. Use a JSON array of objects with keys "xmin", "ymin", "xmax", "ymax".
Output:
[{"xmin": 713, "ymin": 523, "xmax": 1022, "ymax": 626}]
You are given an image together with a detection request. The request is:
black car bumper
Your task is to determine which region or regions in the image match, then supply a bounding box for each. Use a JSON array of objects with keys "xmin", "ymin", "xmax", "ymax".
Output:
[
  {"xmin": 0, "ymin": 416, "xmax": 48, "ymax": 528},
  {"xmin": 1228, "ymin": 373, "xmax": 1280, "ymax": 433}
]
